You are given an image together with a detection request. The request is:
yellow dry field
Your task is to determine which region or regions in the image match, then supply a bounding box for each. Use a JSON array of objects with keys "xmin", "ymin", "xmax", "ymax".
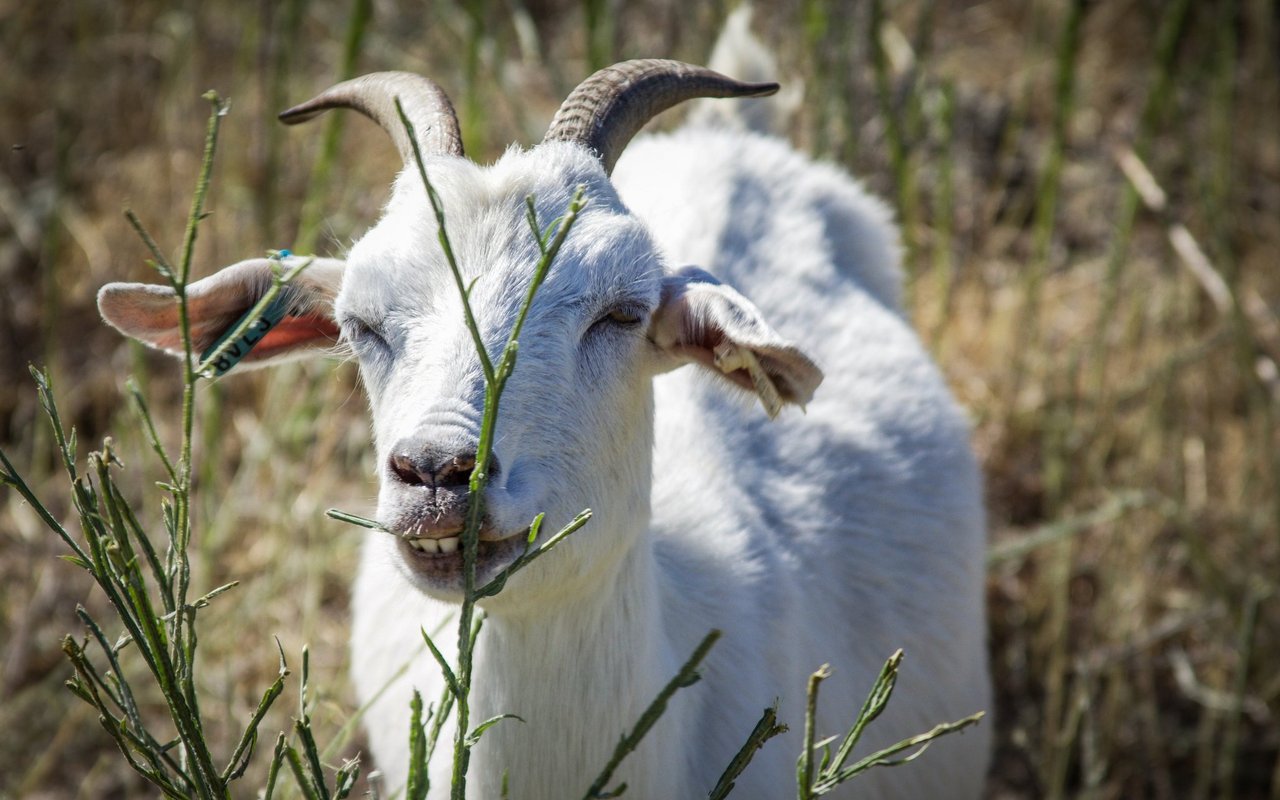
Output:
[{"xmin": 1, "ymin": 1, "xmax": 1277, "ymax": 797}]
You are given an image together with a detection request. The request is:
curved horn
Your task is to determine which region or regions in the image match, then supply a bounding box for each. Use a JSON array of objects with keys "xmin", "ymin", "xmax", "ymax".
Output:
[
  {"xmin": 543, "ymin": 59, "xmax": 778, "ymax": 174},
  {"xmin": 279, "ymin": 71, "xmax": 464, "ymax": 161}
]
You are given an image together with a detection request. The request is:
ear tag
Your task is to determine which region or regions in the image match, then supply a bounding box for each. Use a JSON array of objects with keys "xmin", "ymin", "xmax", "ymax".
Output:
[
  {"xmin": 199, "ymin": 292, "xmax": 294, "ymax": 377},
  {"xmin": 713, "ymin": 342, "xmax": 783, "ymax": 419}
]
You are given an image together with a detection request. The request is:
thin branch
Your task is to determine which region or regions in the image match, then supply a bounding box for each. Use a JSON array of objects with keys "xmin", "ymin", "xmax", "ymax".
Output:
[
  {"xmin": 706, "ymin": 704, "xmax": 788, "ymax": 800},
  {"xmin": 581, "ymin": 630, "xmax": 722, "ymax": 800}
]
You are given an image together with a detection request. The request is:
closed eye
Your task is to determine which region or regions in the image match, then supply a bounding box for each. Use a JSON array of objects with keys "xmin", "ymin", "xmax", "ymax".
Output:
[
  {"xmin": 606, "ymin": 307, "xmax": 643, "ymax": 325},
  {"xmin": 340, "ymin": 316, "xmax": 392, "ymax": 358},
  {"xmin": 588, "ymin": 304, "xmax": 647, "ymax": 335}
]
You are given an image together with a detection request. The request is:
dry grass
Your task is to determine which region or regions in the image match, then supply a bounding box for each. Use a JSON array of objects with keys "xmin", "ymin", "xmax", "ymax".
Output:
[{"xmin": 1, "ymin": 0, "xmax": 1277, "ymax": 797}]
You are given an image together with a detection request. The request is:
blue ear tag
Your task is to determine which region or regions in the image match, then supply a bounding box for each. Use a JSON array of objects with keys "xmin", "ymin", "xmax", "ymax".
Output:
[
  {"xmin": 200, "ymin": 293, "xmax": 294, "ymax": 377},
  {"xmin": 200, "ymin": 250, "xmax": 296, "ymax": 377}
]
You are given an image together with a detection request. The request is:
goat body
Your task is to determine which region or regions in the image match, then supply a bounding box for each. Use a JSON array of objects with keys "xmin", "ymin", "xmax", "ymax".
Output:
[
  {"xmin": 348, "ymin": 127, "xmax": 991, "ymax": 799},
  {"xmin": 98, "ymin": 42, "xmax": 990, "ymax": 800}
]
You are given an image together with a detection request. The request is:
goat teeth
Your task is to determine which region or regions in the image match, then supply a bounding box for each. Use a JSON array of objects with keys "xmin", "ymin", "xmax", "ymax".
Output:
[
  {"xmin": 438, "ymin": 536, "xmax": 459, "ymax": 554},
  {"xmin": 408, "ymin": 537, "xmax": 440, "ymax": 554}
]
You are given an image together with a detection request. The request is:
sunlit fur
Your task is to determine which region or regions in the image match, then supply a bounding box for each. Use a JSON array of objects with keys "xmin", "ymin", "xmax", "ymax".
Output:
[
  {"xmin": 346, "ymin": 141, "xmax": 694, "ymax": 798},
  {"xmin": 95, "ymin": 101, "xmax": 992, "ymax": 800},
  {"xmin": 94, "ymin": 31, "xmax": 991, "ymax": 799},
  {"xmin": 344, "ymin": 91, "xmax": 989, "ymax": 800}
]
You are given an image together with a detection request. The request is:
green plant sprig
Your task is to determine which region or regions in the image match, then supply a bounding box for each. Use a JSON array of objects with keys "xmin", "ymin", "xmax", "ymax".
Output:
[
  {"xmin": 0, "ymin": 94, "xmax": 233, "ymax": 798},
  {"xmin": 707, "ymin": 703, "xmax": 789, "ymax": 800},
  {"xmin": 384, "ymin": 94, "xmax": 591, "ymax": 800},
  {"xmin": 1, "ymin": 92, "xmax": 357, "ymax": 800},
  {"xmin": 195, "ymin": 254, "xmax": 316, "ymax": 377},
  {"xmin": 797, "ymin": 651, "xmax": 985, "ymax": 798},
  {"xmin": 581, "ymin": 630, "xmax": 723, "ymax": 800},
  {"xmin": 474, "ymin": 508, "xmax": 593, "ymax": 599}
]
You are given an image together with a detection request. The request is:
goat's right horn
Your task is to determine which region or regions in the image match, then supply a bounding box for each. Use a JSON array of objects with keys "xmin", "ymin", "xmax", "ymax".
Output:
[
  {"xmin": 543, "ymin": 59, "xmax": 779, "ymax": 175},
  {"xmin": 279, "ymin": 71, "xmax": 464, "ymax": 162}
]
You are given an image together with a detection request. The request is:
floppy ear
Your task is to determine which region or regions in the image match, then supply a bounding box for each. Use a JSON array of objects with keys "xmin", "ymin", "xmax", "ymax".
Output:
[
  {"xmin": 649, "ymin": 266, "xmax": 823, "ymax": 417},
  {"xmin": 97, "ymin": 256, "xmax": 344, "ymax": 369}
]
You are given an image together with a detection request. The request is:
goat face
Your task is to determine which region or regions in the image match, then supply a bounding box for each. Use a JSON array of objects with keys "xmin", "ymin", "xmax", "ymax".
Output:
[
  {"xmin": 96, "ymin": 62, "xmax": 823, "ymax": 608},
  {"xmin": 343, "ymin": 147, "xmax": 669, "ymax": 603}
]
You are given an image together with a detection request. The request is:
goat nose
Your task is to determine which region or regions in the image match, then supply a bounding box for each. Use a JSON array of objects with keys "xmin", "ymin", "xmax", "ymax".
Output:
[{"xmin": 387, "ymin": 443, "xmax": 493, "ymax": 489}]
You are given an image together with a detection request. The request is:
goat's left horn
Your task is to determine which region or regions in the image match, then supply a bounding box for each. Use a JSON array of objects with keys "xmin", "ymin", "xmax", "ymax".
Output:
[
  {"xmin": 542, "ymin": 59, "xmax": 777, "ymax": 175},
  {"xmin": 279, "ymin": 71, "xmax": 464, "ymax": 161}
]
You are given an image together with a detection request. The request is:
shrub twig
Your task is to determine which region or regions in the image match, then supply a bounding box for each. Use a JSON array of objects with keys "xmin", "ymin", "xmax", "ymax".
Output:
[
  {"xmin": 1, "ymin": 92, "xmax": 358, "ymax": 800},
  {"xmin": 582, "ymin": 630, "xmax": 722, "ymax": 800},
  {"xmin": 798, "ymin": 651, "xmax": 985, "ymax": 798}
]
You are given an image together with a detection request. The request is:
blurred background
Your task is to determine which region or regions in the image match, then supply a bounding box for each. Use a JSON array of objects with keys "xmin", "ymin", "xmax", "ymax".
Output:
[{"xmin": 1, "ymin": 0, "xmax": 1277, "ymax": 797}]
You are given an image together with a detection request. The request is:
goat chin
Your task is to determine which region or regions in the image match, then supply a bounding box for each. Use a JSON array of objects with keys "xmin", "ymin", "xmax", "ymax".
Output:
[{"xmin": 352, "ymin": 121, "xmax": 990, "ymax": 800}]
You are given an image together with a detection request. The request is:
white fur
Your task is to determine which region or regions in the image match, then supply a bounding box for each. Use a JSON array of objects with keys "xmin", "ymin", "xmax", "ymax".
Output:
[{"xmin": 345, "ymin": 86, "xmax": 989, "ymax": 800}]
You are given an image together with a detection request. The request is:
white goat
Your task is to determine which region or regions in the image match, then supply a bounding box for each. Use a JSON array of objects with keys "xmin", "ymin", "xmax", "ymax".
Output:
[{"xmin": 98, "ymin": 33, "xmax": 990, "ymax": 800}]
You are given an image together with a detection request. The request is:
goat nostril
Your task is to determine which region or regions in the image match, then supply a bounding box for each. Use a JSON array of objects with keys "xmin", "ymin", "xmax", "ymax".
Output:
[
  {"xmin": 389, "ymin": 453, "xmax": 429, "ymax": 486},
  {"xmin": 387, "ymin": 445, "xmax": 497, "ymax": 489},
  {"xmin": 386, "ymin": 437, "xmax": 496, "ymax": 486},
  {"xmin": 435, "ymin": 454, "xmax": 477, "ymax": 488}
]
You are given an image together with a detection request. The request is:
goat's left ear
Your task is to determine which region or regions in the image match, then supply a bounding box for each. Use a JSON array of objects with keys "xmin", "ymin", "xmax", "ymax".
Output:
[
  {"xmin": 649, "ymin": 266, "xmax": 823, "ymax": 417},
  {"xmin": 98, "ymin": 256, "xmax": 344, "ymax": 369}
]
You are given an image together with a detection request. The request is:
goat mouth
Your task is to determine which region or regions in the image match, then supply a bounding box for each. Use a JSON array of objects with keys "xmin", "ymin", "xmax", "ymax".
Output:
[{"xmin": 395, "ymin": 529, "xmax": 528, "ymax": 589}]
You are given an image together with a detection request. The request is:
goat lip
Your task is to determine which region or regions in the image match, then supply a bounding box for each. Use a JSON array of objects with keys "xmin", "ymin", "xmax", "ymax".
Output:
[
  {"xmin": 395, "ymin": 525, "xmax": 516, "ymax": 543},
  {"xmin": 391, "ymin": 517, "xmax": 513, "ymax": 542},
  {"xmin": 394, "ymin": 528, "xmax": 530, "ymax": 589}
]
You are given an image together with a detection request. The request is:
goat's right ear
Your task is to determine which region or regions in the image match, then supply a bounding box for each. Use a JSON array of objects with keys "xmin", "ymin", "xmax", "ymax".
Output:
[{"xmin": 97, "ymin": 256, "xmax": 344, "ymax": 367}]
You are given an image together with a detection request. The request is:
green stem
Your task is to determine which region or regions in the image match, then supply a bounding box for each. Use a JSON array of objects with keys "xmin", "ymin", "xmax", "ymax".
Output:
[
  {"xmin": 170, "ymin": 92, "xmax": 229, "ymax": 797},
  {"xmin": 797, "ymin": 664, "xmax": 830, "ymax": 800},
  {"xmin": 582, "ymin": 630, "xmax": 722, "ymax": 799}
]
